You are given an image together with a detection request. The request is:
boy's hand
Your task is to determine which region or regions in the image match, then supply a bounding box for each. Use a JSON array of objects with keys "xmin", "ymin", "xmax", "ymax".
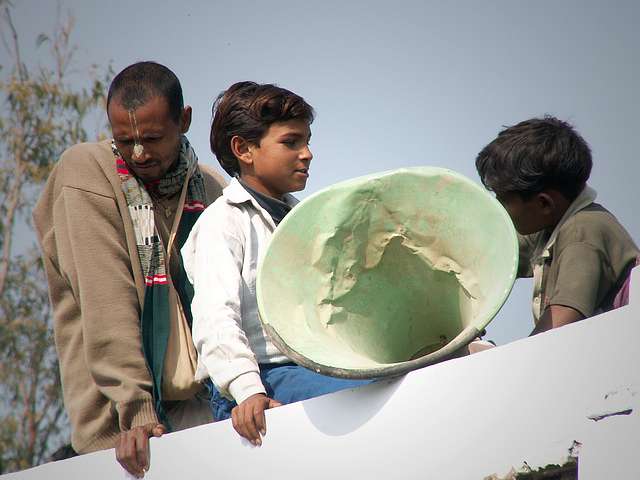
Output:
[
  {"xmin": 231, "ymin": 393, "xmax": 282, "ymax": 446},
  {"xmin": 468, "ymin": 339, "xmax": 496, "ymax": 354}
]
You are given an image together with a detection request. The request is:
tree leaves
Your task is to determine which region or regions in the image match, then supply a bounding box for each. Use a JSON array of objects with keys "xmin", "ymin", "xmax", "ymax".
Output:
[{"xmin": 0, "ymin": 5, "xmax": 111, "ymax": 473}]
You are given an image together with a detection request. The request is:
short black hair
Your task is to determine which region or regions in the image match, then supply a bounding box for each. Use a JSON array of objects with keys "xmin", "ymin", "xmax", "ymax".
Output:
[
  {"xmin": 107, "ymin": 61, "xmax": 184, "ymax": 123},
  {"xmin": 210, "ymin": 81, "xmax": 315, "ymax": 176},
  {"xmin": 475, "ymin": 116, "xmax": 592, "ymax": 200}
]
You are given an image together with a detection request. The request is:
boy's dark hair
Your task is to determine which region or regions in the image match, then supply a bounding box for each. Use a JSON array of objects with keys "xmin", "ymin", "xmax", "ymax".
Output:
[
  {"xmin": 107, "ymin": 61, "xmax": 184, "ymax": 123},
  {"xmin": 475, "ymin": 116, "xmax": 592, "ymax": 200},
  {"xmin": 210, "ymin": 81, "xmax": 315, "ymax": 176}
]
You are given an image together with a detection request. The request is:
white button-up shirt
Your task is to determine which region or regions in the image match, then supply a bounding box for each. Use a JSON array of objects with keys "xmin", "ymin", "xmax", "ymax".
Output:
[{"xmin": 182, "ymin": 178, "xmax": 296, "ymax": 403}]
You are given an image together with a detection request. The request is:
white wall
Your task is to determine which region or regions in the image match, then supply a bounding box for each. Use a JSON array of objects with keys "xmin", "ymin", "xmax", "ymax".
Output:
[{"xmin": 5, "ymin": 268, "xmax": 639, "ymax": 480}]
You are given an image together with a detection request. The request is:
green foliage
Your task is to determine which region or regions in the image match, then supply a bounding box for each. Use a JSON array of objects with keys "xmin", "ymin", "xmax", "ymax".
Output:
[
  {"xmin": 0, "ymin": 4, "xmax": 110, "ymax": 473},
  {"xmin": 0, "ymin": 250, "xmax": 62, "ymax": 473}
]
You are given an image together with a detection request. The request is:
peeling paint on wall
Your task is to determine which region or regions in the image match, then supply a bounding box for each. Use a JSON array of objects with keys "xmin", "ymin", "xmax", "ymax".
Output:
[{"xmin": 587, "ymin": 386, "xmax": 637, "ymax": 422}]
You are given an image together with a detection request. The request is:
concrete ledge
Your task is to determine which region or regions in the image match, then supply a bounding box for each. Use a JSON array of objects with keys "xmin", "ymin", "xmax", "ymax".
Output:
[{"xmin": 5, "ymin": 270, "xmax": 639, "ymax": 480}]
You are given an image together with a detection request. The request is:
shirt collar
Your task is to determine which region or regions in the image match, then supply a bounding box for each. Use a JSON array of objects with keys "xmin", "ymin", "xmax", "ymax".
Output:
[
  {"xmin": 539, "ymin": 185, "xmax": 597, "ymax": 258},
  {"xmin": 223, "ymin": 177, "xmax": 298, "ymax": 206},
  {"xmin": 223, "ymin": 177, "xmax": 299, "ymax": 227}
]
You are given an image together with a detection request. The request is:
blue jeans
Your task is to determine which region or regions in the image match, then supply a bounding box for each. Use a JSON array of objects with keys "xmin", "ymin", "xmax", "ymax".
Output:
[{"xmin": 208, "ymin": 363, "xmax": 372, "ymax": 421}]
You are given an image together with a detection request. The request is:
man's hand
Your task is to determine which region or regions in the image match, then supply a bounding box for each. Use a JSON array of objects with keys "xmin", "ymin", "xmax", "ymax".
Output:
[
  {"xmin": 115, "ymin": 422, "xmax": 166, "ymax": 478},
  {"xmin": 231, "ymin": 393, "xmax": 282, "ymax": 446}
]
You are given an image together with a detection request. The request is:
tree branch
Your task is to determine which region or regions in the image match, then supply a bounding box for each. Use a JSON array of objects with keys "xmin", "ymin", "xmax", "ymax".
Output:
[
  {"xmin": 4, "ymin": 6, "xmax": 26, "ymax": 82},
  {"xmin": 34, "ymin": 403, "xmax": 64, "ymax": 464},
  {"xmin": 0, "ymin": 160, "xmax": 26, "ymax": 298}
]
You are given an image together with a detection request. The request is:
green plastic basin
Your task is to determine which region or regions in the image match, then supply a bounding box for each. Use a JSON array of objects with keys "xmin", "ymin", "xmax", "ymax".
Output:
[{"xmin": 256, "ymin": 167, "xmax": 518, "ymax": 378}]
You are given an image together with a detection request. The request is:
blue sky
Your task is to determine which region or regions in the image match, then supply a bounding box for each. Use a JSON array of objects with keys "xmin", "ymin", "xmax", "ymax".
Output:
[{"xmin": 5, "ymin": 0, "xmax": 640, "ymax": 345}]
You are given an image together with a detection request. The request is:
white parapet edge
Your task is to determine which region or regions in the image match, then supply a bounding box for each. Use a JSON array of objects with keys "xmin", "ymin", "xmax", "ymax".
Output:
[{"xmin": 4, "ymin": 268, "xmax": 639, "ymax": 480}]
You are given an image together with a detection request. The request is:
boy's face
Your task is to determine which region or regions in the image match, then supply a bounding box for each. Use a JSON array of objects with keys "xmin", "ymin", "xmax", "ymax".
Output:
[
  {"xmin": 495, "ymin": 191, "xmax": 551, "ymax": 235},
  {"xmin": 244, "ymin": 119, "xmax": 312, "ymax": 199}
]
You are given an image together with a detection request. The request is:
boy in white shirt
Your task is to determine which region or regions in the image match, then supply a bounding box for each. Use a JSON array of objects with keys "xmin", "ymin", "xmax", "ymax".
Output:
[{"xmin": 182, "ymin": 82, "xmax": 369, "ymax": 446}]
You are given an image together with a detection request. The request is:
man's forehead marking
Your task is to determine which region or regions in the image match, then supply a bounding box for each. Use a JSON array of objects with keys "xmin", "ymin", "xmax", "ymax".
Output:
[{"xmin": 127, "ymin": 110, "xmax": 145, "ymax": 160}]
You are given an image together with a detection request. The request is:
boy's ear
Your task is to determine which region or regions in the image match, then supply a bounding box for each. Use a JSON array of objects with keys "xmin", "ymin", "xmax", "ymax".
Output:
[
  {"xmin": 230, "ymin": 136, "xmax": 253, "ymax": 168},
  {"xmin": 536, "ymin": 192, "xmax": 556, "ymax": 215}
]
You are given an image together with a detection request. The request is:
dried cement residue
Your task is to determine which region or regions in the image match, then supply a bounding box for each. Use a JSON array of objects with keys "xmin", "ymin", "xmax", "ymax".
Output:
[{"xmin": 307, "ymin": 177, "xmax": 482, "ymax": 364}]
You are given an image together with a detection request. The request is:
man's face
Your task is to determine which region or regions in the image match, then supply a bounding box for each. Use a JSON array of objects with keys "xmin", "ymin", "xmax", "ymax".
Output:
[
  {"xmin": 108, "ymin": 96, "xmax": 190, "ymax": 182},
  {"xmin": 495, "ymin": 191, "xmax": 549, "ymax": 235}
]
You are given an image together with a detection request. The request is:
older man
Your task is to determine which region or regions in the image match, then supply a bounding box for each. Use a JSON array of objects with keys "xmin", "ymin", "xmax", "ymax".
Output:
[{"xmin": 34, "ymin": 62, "xmax": 226, "ymax": 477}]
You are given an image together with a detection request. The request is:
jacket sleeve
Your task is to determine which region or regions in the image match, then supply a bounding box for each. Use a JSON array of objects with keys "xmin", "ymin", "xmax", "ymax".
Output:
[
  {"xmin": 183, "ymin": 204, "xmax": 266, "ymax": 404},
  {"xmin": 39, "ymin": 157, "xmax": 159, "ymax": 431},
  {"xmin": 200, "ymin": 163, "xmax": 228, "ymax": 203}
]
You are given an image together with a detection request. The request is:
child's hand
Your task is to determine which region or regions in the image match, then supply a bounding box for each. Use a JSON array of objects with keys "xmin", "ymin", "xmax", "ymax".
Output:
[
  {"xmin": 468, "ymin": 339, "xmax": 496, "ymax": 354},
  {"xmin": 231, "ymin": 393, "xmax": 282, "ymax": 446}
]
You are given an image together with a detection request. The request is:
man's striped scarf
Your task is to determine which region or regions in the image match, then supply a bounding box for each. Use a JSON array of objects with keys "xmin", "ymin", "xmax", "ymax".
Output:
[{"xmin": 112, "ymin": 136, "xmax": 206, "ymax": 426}]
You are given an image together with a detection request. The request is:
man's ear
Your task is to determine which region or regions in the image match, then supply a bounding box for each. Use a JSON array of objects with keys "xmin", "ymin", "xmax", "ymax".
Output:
[
  {"xmin": 179, "ymin": 106, "xmax": 192, "ymax": 134},
  {"xmin": 230, "ymin": 136, "xmax": 253, "ymax": 168}
]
